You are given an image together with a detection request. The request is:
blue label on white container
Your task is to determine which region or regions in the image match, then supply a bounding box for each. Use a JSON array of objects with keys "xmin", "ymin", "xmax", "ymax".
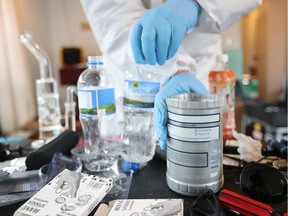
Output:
[
  {"xmin": 124, "ymin": 80, "xmax": 160, "ymax": 108},
  {"xmin": 78, "ymin": 87, "xmax": 116, "ymax": 116}
]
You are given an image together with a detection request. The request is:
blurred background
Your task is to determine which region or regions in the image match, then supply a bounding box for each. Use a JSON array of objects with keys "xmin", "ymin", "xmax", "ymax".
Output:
[{"xmin": 0, "ymin": 0, "xmax": 287, "ymax": 139}]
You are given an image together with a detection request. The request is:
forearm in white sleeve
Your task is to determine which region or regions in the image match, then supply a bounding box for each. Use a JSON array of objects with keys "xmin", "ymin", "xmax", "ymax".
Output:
[
  {"xmin": 80, "ymin": 0, "xmax": 146, "ymax": 64},
  {"xmin": 195, "ymin": 0, "xmax": 263, "ymax": 33}
]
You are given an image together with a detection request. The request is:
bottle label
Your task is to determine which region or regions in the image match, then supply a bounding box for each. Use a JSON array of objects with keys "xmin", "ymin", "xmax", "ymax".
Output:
[
  {"xmin": 167, "ymin": 145, "xmax": 221, "ymax": 178},
  {"xmin": 124, "ymin": 80, "xmax": 160, "ymax": 108},
  {"xmin": 167, "ymin": 112, "xmax": 220, "ymax": 142},
  {"xmin": 167, "ymin": 124, "xmax": 220, "ymax": 142},
  {"xmin": 78, "ymin": 87, "xmax": 116, "ymax": 117}
]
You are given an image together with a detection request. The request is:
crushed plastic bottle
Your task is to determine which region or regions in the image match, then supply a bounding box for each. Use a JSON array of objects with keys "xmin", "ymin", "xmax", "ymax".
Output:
[{"xmin": 121, "ymin": 65, "xmax": 160, "ymax": 167}]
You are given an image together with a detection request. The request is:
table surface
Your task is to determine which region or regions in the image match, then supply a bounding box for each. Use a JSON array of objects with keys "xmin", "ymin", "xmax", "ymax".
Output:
[
  {"xmin": 130, "ymin": 156, "xmax": 287, "ymax": 216},
  {"xmin": 0, "ymin": 155, "xmax": 287, "ymax": 216}
]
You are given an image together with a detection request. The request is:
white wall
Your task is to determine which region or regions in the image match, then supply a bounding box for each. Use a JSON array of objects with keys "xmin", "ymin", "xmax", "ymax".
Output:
[
  {"xmin": 22, "ymin": 0, "xmax": 101, "ymax": 79},
  {"xmin": 242, "ymin": 0, "xmax": 287, "ymax": 100},
  {"xmin": 18, "ymin": 0, "xmax": 50, "ymax": 92}
]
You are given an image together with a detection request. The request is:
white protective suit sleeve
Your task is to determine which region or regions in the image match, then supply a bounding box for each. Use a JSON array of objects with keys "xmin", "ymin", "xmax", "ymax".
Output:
[{"xmin": 196, "ymin": 0, "xmax": 262, "ymax": 33}]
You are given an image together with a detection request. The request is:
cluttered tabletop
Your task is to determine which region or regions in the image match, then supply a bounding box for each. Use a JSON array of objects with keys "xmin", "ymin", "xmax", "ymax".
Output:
[{"xmin": 0, "ymin": 127, "xmax": 287, "ymax": 216}]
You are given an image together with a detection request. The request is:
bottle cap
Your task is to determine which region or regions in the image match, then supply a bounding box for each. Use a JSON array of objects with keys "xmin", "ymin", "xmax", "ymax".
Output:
[
  {"xmin": 122, "ymin": 160, "xmax": 140, "ymax": 173},
  {"xmin": 216, "ymin": 54, "xmax": 229, "ymax": 63},
  {"xmin": 87, "ymin": 56, "xmax": 103, "ymax": 65}
]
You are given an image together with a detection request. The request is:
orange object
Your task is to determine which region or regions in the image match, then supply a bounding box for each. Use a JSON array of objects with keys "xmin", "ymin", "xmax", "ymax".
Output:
[{"xmin": 209, "ymin": 54, "xmax": 236, "ymax": 140}]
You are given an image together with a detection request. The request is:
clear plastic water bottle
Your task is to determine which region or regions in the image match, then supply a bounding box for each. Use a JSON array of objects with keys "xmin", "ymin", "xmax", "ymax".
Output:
[
  {"xmin": 77, "ymin": 56, "xmax": 119, "ymax": 172},
  {"xmin": 121, "ymin": 65, "xmax": 160, "ymax": 166}
]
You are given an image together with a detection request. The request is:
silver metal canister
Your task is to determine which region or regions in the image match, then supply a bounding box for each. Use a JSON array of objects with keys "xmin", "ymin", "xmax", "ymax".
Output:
[{"xmin": 166, "ymin": 93, "xmax": 224, "ymax": 196}]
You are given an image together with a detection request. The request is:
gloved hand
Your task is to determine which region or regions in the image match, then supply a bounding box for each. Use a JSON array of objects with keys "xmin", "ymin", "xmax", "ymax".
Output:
[
  {"xmin": 131, "ymin": 0, "xmax": 200, "ymax": 65},
  {"xmin": 154, "ymin": 72, "xmax": 208, "ymax": 150}
]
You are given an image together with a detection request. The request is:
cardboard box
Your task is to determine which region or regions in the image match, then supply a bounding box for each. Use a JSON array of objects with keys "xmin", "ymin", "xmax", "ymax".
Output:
[
  {"xmin": 14, "ymin": 169, "xmax": 113, "ymax": 216},
  {"xmin": 95, "ymin": 199, "xmax": 184, "ymax": 216}
]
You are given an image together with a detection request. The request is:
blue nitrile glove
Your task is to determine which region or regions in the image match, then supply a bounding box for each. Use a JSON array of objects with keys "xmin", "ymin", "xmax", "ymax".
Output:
[
  {"xmin": 131, "ymin": 0, "xmax": 200, "ymax": 65},
  {"xmin": 154, "ymin": 72, "xmax": 209, "ymax": 150}
]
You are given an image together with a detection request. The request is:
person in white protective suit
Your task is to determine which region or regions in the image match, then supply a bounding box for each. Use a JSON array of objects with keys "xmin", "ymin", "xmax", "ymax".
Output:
[{"xmin": 80, "ymin": 0, "xmax": 262, "ymax": 150}]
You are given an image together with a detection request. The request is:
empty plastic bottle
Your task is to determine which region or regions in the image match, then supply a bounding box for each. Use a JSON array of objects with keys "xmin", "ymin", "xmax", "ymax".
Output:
[{"xmin": 77, "ymin": 56, "xmax": 119, "ymax": 172}]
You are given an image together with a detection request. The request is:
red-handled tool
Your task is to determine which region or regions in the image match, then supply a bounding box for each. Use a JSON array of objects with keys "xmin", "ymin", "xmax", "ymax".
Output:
[{"xmin": 219, "ymin": 189, "xmax": 282, "ymax": 216}]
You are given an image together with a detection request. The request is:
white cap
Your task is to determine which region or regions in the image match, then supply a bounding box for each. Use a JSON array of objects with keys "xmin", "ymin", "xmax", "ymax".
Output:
[
  {"xmin": 87, "ymin": 56, "xmax": 103, "ymax": 64},
  {"xmin": 216, "ymin": 54, "xmax": 229, "ymax": 63}
]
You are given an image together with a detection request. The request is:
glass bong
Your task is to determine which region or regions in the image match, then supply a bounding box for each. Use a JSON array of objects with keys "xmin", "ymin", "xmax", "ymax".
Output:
[{"xmin": 18, "ymin": 31, "xmax": 63, "ymax": 139}]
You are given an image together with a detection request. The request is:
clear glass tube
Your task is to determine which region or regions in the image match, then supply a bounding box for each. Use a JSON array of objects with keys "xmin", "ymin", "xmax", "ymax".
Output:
[
  {"xmin": 18, "ymin": 31, "xmax": 52, "ymax": 80},
  {"xmin": 18, "ymin": 31, "xmax": 63, "ymax": 139}
]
